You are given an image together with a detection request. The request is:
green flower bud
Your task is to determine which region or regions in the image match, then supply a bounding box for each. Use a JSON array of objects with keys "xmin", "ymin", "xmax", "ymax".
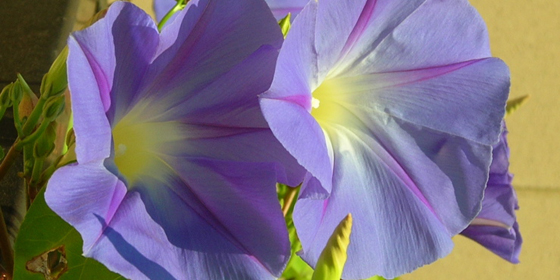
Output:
[
  {"xmin": 33, "ymin": 123, "xmax": 57, "ymax": 159},
  {"xmin": 42, "ymin": 46, "xmax": 68, "ymax": 98},
  {"xmin": 279, "ymin": 13, "xmax": 292, "ymax": 39},
  {"xmin": 18, "ymin": 84, "xmax": 39, "ymax": 122},
  {"xmin": 11, "ymin": 80, "xmax": 23, "ymax": 105},
  {"xmin": 42, "ymin": 96, "xmax": 66, "ymax": 122},
  {"xmin": 506, "ymin": 95, "xmax": 530, "ymax": 116},
  {"xmin": 312, "ymin": 214, "xmax": 353, "ymax": 280},
  {"xmin": 65, "ymin": 128, "xmax": 75, "ymax": 148}
]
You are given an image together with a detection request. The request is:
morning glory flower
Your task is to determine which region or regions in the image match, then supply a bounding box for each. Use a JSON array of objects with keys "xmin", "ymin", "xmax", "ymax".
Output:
[
  {"xmin": 259, "ymin": 0, "xmax": 510, "ymax": 278},
  {"xmin": 154, "ymin": 0, "xmax": 308, "ymax": 22},
  {"xmin": 45, "ymin": 1, "xmax": 305, "ymax": 279},
  {"xmin": 461, "ymin": 123, "xmax": 522, "ymax": 263}
]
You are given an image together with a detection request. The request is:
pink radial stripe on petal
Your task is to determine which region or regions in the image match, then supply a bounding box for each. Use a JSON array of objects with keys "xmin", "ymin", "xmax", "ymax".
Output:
[{"xmin": 338, "ymin": 0, "xmax": 377, "ymax": 60}]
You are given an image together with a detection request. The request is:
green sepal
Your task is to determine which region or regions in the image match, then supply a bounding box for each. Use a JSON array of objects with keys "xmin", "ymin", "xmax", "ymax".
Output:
[
  {"xmin": 278, "ymin": 13, "xmax": 292, "ymax": 38},
  {"xmin": 33, "ymin": 123, "xmax": 57, "ymax": 159},
  {"xmin": 42, "ymin": 96, "xmax": 66, "ymax": 122},
  {"xmin": 0, "ymin": 83, "xmax": 13, "ymax": 108},
  {"xmin": 10, "ymin": 80, "xmax": 24, "ymax": 105},
  {"xmin": 506, "ymin": 95, "xmax": 529, "ymax": 116},
  {"xmin": 17, "ymin": 75, "xmax": 39, "ymax": 124},
  {"xmin": 42, "ymin": 47, "xmax": 68, "ymax": 99},
  {"xmin": 311, "ymin": 214, "xmax": 353, "ymax": 280},
  {"xmin": 0, "ymin": 83, "xmax": 13, "ymax": 121},
  {"xmin": 14, "ymin": 187, "xmax": 125, "ymax": 280}
]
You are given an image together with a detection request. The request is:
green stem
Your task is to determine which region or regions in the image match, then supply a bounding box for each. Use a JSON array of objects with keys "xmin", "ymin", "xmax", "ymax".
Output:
[
  {"xmin": 11, "ymin": 102, "xmax": 23, "ymax": 137},
  {"xmin": 16, "ymin": 118, "xmax": 50, "ymax": 148},
  {"xmin": 30, "ymin": 157, "xmax": 44, "ymax": 191},
  {"xmin": 157, "ymin": 0, "xmax": 188, "ymax": 31},
  {"xmin": 20, "ymin": 97, "xmax": 46, "ymax": 138},
  {"xmin": 282, "ymin": 185, "xmax": 299, "ymax": 217},
  {"xmin": 22, "ymin": 144, "xmax": 33, "ymax": 179}
]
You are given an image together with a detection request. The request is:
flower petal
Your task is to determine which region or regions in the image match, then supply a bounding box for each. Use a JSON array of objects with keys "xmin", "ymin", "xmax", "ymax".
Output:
[
  {"xmin": 266, "ymin": 0, "xmax": 309, "ymax": 20},
  {"xmin": 141, "ymin": 0, "xmax": 283, "ymax": 111},
  {"xmin": 260, "ymin": 98, "xmax": 332, "ymax": 197},
  {"xmin": 144, "ymin": 42, "xmax": 306, "ymax": 186},
  {"xmin": 48, "ymin": 158, "xmax": 291, "ymax": 279},
  {"xmin": 461, "ymin": 124, "xmax": 522, "ymax": 263},
  {"xmin": 335, "ymin": 0, "xmax": 492, "ymax": 75},
  {"xmin": 44, "ymin": 162, "xmax": 127, "ymax": 254},
  {"xmin": 461, "ymin": 223, "xmax": 521, "ymax": 263},
  {"xmin": 177, "ymin": 129, "xmax": 305, "ymax": 187},
  {"xmin": 154, "ymin": 0, "xmax": 306, "ymax": 24},
  {"xmin": 294, "ymin": 116, "xmax": 487, "ymax": 278},
  {"xmin": 324, "ymin": 58, "xmax": 509, "ymax": 145},
  {"xmin": 71, "ymin": 2, "xmax": 159, "ymax": 123},
  {"xmin": 263, "ymin": 0, "xmax": 318, "ymax": 110},
  {"xmin": 154, "ymin": 0, "xmax": 177, "ymax": 22}
]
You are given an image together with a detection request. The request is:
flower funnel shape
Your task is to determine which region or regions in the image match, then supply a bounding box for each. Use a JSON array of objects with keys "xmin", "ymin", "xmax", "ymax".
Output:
[
  {"xmin": 45, "ymin": 1, "xmax": 305, "ymax": 279},
  {"xmin": 461, "ymin": 123, "xmax": 522, "ymax": 263},
  {"xmin": 259, "ymin": 0, "xmax": 510, "ymax": 278},
  {"xmin": 154, "ymin": 0, "xmax": 308, "ymax": 22}
]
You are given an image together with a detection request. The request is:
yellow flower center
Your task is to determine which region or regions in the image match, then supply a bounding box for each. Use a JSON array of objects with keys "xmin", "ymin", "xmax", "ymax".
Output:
[
  {"xmin": 111, "ymin": 103, "xmax": 182, "ymax": 184},
  {"xmin": 310, "ymin": 78, "xmax": 349, "ymax": 125}
]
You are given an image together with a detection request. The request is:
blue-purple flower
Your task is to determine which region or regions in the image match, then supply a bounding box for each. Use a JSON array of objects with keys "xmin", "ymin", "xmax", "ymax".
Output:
[
  {"xmin": 154, "ymin": 0, "xmax": 308, "ymax": 22},
  {"xmin": 461, "ymin": 123, "xmax": 522, "ymax": 263},
  {"xmin": 259, "ymin": 0, "xmax": 510, "ymax": 278},
  {"xmin": 45, "ymin": 1, "xmax": 305, "ymax": 279}
]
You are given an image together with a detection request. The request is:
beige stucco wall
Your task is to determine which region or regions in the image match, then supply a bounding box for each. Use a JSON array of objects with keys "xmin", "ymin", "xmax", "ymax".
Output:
[{"xmin": 121, "ymin": 0, "xmax": 560, "ymax": 279}]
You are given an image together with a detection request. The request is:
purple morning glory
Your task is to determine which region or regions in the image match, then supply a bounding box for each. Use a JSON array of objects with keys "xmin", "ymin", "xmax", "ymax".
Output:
[
  {"xmin": 45, "ymin": 1, "xmax": 305, "ymax": 279},
  {"xmin": 154, "ymin": 0, "xmax": 308, "ymax": 22},
  {"xmin": 461, "ymin": 123, "xmax": 522, "ymax": 263},
  {"xmin": 259, "ymin": 0, "xmax": 510, "ymax": 278}
]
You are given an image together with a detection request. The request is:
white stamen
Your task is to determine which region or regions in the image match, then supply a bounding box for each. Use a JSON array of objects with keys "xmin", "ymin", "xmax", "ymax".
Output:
[{"xmin": 311, "ymin": 97, "xmax": 320, "ymax": 109}]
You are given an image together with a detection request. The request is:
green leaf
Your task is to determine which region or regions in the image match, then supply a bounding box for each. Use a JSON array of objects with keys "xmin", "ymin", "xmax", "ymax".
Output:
[
  {"xmin": 311, "ymin": 214, "xmax": 353, "ymax": 280},
  {"xmin": 278, "ymin": 13, "xmax": 292, "ymax": 38},
  {"xmin": 506, "ymin": 95, "xmax": 530, "ymax": 116},
  {"xmin": 281, "ymin": 254, "xmax": 313, "ymax": 280},
  {"xmin": 14, "ymin": 187, "xmax": 125, "ymax": 280}
]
